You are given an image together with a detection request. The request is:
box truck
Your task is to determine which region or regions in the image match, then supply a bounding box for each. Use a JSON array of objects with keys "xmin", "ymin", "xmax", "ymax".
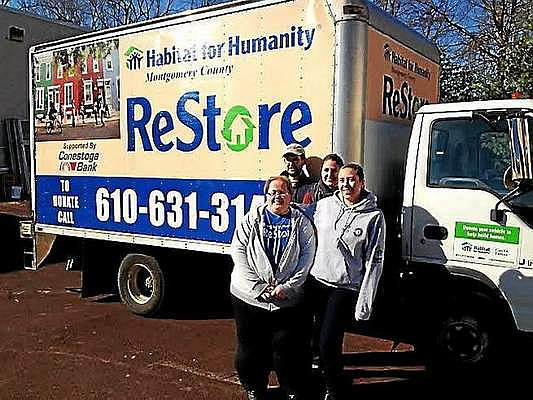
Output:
[{"xmin": 26, "ymin": 0, "xmax": 533, "ymax": 370}]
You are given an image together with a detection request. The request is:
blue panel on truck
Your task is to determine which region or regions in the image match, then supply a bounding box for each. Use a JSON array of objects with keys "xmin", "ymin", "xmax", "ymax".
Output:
[{"xmin": 36, "ymin": 176, "xmax": 265, "ymax": 244}]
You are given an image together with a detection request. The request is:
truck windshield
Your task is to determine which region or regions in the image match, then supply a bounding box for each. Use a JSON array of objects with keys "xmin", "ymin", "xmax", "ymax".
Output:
[{"xmin": 428, "ymin": 114, "xmax": 533, "ymax": 224}]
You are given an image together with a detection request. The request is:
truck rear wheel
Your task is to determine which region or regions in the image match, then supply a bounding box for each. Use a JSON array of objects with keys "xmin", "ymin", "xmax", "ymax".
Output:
[{"xmin": 117, "ymin": 254, "xmax": 165, "ymax": 316}]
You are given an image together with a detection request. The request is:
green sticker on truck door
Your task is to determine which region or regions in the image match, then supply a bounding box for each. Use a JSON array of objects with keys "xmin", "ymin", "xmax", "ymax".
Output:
[
  {"xmin": 455, "ymin": 222, "xmax": 520, "ymax": 244},
  {"xmin": 454, "ymin": 222, "xmax": 520, "ymax": 265}
]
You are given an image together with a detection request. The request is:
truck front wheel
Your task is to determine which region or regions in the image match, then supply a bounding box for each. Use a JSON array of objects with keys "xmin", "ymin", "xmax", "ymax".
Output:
[
  {"xmin": 117, "ymin": 254, "xmax": 165, "ymax": 316},
  {"xmin": 422, "ymin": 307, "xmax": 500, "ymax": 374},
  {"xmin": 437, "ymin": 314, "xmax": 490, "ymax": 366}
]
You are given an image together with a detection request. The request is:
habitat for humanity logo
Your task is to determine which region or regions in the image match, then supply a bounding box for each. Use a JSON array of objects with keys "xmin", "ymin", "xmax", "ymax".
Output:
[
  {"xmin": 125, "ymin": 46, "xmax": 143, "ymax": 70},
  {"xmin": 460, "ymin": 241, "xmax": 491, "ymax": 256},
  {"xmin": 383, "ymin": 43, "xmax": 431, "ymax": 80},
  {"xmin": 461, "ymin": 242, "xmax": 473, "ymax": 252}
]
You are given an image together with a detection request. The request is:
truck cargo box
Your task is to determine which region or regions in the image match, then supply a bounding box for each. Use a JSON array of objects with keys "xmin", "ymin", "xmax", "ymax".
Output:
[{"xmin": 30, "ymin": 0, "xmax": 439, "ymax": 258}]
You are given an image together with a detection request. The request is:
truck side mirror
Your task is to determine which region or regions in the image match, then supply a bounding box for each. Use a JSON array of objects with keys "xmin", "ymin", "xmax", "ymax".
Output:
[{"xmin": 490, "ymin": 208, "xmax": 506, "ymax": 225}]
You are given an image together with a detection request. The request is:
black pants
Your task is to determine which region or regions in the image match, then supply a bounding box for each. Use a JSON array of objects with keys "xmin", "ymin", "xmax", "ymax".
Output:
[
  {"xmin": 306, "ymin": 276, "xmax": 358, "ymax": 394},
  {"xmin": 231, "ymin": 295, "xmax": 311, "ymax": 395}
]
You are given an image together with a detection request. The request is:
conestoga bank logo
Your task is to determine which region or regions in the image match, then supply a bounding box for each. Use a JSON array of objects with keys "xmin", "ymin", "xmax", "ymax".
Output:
[
  {"xmin": 58, "ymin": 150, "xmax": 100, "ymax": 172},
  {"xmin": 59, "ymin": 162, "xmax": 75, "ymax": 171}
]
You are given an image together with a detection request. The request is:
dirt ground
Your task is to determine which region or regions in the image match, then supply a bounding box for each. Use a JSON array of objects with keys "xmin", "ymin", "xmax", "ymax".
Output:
[
  {"xmin": 0, "ymin": 260, "xmax": 521, "ymax": 399},
  {"xmin": 0, "ymin": 262, "xmax": 245, "ymax": 399}
]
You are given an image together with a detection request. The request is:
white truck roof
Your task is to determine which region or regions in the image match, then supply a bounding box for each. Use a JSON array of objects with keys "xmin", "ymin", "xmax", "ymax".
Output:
[{"xmin": 418, "ymin": 99, "xmax": 533, "ymax": 114}]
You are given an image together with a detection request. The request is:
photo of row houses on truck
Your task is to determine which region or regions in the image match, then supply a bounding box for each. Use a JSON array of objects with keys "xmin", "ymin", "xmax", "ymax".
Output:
[{"xmin": 33, "ymin": 38, "xmax": 120, "ymax": 141}]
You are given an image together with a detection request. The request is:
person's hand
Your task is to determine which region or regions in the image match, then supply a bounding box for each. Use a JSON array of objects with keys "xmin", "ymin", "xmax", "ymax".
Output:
[
  {"xmin": 259, "ymin": 285, "xmax": 275, "ymax": 302},
  {"xmin": 271, "ymin": 286, "xmax": 287, "ymax": 300}
]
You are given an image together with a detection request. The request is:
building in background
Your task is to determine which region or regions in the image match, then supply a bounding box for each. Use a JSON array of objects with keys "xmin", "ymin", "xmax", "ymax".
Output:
[
  {"xmin": 34, "ymin": 39, "xmax": 120, "ymax": 128},
  {"xmin": 0, "ymin": 5, "xmax": 86, "ymax": 186},
  {"xmin": 102, "ymin": 48, "xmax": 120, "ymax": 115}
]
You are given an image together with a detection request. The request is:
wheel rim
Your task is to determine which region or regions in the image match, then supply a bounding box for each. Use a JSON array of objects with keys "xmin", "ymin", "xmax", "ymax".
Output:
[
  {"xmin": 441, "ymin": 319, "xmax": 488, "ymax": 363},
  {"xmin": 126, "ymin": 263, "xmax": 155, "ymax": 305}
]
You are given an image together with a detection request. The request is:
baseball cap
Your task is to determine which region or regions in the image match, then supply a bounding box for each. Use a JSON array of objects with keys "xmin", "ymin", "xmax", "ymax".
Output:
[{"xmin": 283, "ymin": 143, "xmax": 306, "ymax": 158}]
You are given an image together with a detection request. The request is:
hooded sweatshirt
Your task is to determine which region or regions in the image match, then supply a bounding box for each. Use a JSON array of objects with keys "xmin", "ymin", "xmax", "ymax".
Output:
[
  {"xmin": 309, "ymin": 190, "xmax": 385, "ymax": 320},
  {"xmin": 230, "ymin": 204, "xmax": 317, "ymax": 311}
]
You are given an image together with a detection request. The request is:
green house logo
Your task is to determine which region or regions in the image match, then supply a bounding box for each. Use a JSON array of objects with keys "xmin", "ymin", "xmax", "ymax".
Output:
[
  {"xmin": 221, "ymin": 105, "xmax": 256, "ymax": 152},
  {"xmin": 125, "ymin": 46, "xmax": 143, "ymax": 70}
]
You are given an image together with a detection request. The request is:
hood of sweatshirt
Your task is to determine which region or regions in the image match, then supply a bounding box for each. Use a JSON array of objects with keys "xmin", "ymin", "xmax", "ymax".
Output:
[{"xmin": 333, "ymin": 189, "xmax": 378, "ymax": 213}]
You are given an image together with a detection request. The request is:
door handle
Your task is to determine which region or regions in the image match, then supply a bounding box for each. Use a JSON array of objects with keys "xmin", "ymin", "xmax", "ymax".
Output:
[{"xmin": 423, "ymin": 225, "xmax": 448, "ymax": 240}]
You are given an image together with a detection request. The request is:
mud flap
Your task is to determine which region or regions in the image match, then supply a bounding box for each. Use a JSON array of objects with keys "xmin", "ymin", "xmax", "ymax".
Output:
[{"xmin": 35, "ymin": 232, "xmax": 56, "ymax": 268}]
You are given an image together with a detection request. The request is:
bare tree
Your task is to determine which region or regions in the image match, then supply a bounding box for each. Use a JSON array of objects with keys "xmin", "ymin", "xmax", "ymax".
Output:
[
  {"xmin": 373, "ymin": 0, "xmax": 533, "ymax": 99},
  {"xmin": 18, "ymin": 0, "xmax": 97, "ymax": 26},
  {"xmin": 375, "ymin": 0, "xmax": 403, "ymax": 15},
  {"xmin": 16, "ymin": 0, "xmax": 198, "ymax": 28},
  {"xmin": 87, "ymin": 0, "xmax": 180, "ymax": 29}
]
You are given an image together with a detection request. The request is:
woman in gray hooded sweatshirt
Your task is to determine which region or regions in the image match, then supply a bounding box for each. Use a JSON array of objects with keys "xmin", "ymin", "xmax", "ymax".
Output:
[
  {"xmin": 230, "ymin": 175, "xmax": 317, "ymax": 400},
  {"xmin": 306, "ymin": 163, "xmax": 385, "ymax": 400}
]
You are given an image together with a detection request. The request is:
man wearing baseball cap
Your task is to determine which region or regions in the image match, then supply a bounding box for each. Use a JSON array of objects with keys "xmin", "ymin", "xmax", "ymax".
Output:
[{"xmin": 281, "ymin": 143, "xmax": 317, "ymax": 203}]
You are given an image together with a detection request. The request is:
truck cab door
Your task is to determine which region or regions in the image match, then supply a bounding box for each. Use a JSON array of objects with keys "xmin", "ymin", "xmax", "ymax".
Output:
[{"xmin": 407, "ymin": 111, "xmax": 533, "ymax": 331}]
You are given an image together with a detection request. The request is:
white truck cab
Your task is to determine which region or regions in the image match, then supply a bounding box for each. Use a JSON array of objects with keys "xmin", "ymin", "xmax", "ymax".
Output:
[{"xmin": 396, "ymin": 100, "xmax": 533, "ymax": 369}]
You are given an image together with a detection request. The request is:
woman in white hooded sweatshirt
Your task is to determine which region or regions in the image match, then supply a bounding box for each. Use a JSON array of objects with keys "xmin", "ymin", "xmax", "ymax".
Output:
[{"xmin": 306, "ymin": 163, "xmax": 385, "ymax": 400}]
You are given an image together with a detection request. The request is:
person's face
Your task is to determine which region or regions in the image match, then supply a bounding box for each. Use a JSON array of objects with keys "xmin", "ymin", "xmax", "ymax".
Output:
[
  {"xmin": 338, "ymin": 167, "xmax": 364, "ymax": 205},
  {"xmin": 283, "ymin": 154, "xmax": 305, "ymax": 177},
  {"xmin": 266, "ymin": 179, "xmax": 292, "ymax": 215},
  {"xmin": 321, "ymin": 159, "xmax": 341, "ymax": 189}
]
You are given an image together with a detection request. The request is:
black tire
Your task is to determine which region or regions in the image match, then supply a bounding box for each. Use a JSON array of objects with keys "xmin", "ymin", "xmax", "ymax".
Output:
[
  {"xmin": 117, "ymin": 254, "xmax": 165, "ymax": 316},
  {"xmin": 419, "ymin": 306, "xmax": 499, "ymax": 375}
]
